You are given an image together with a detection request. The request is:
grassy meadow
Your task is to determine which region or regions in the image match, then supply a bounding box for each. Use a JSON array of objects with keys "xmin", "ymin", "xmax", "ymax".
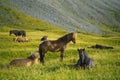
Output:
[
  {"xmin": 0, "ymin": 3, "xmax": 120, "ymax": 80},
  {"xmin": 0, "ymin": 27, "xmax": 120, "ymax": 80}
]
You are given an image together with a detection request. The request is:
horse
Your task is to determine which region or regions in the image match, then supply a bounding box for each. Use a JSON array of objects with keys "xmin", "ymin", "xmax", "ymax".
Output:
[
  {"xmin": 88, "ymin": 44, "xmax": 114, "ymax": 49},
  {"xmin": 39, "ymin": 32, "xmax": 77, "ymax": 65},
  {"xmin": 9, "ymin": 30, "xmax": 26, "ymax": 37},
  {"xmin": 13, "ymin": 37, "xmax": 29, "ymax": 42},
  {"xmin": 7, "ymin": 51, "xmax": 40, "ymax": 67},
  {"xmin": 76, "ymin": 48, "xmax": 95, "ymax": 69}
]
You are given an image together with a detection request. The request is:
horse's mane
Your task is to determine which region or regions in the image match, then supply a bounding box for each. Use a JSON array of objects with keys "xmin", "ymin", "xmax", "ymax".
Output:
[
  {"xmin": 57, "ymin": 33, "xmax": 76, "ymax": 43},
  {"xmin": 83, "ymin": 51, "xmax": 89, "ymax": 57},
  {"xmin": 10, "ymin": 30, "xmax": 18, "ymax": 33},
  {"xmin": 57, "ymin": 33, "xmax": 68, "ymax": 42}
]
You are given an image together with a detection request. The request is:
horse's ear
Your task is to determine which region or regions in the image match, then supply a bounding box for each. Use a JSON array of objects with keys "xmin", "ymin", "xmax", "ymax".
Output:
[
  {"xmin": 77, "ymin": 48, "xmax": 79, "ymax": 51},
  {"xmin": 27, "ymin": 54, "xmax": 35, "ymax": 60}
]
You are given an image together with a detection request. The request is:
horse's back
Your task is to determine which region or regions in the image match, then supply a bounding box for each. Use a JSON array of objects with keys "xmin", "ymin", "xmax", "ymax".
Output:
[
  {"xmin": 10, "ymin": 30, "xmax": 26, "ymax": 37},
  {"xmin": 9, "ymin": 58, "xmax": 31, "ymax": 66},
  {"xmin": 40, "ymin": 40, "xmax": 64, "ymax": 52}
]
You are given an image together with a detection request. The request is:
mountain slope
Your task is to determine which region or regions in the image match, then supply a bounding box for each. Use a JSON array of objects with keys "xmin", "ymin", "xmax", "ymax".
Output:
[
  {"xmin": 0, "ymin": 0, "xmax": 65, "ymax": 32},
  {"xmin": 9, "ymin": 0, "xmax": 120, "ymax": 34},
  {"xmin": 0, "ymin": 1, "xmax": 120, "ymax": 80}
]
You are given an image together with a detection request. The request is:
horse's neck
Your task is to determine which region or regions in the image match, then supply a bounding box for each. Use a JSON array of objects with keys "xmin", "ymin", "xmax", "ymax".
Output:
[
  {"xmin": 57, "ymin": 39, "xmax": 71, "ymax": 45},
  {"xmin": 33, "ymin": 58, "xmax": 39, "ymax": 64}
]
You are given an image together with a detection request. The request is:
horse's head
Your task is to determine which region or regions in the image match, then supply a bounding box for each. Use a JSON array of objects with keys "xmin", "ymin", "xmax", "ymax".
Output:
[
  {"xmin": 70, "ymin": 32, "xmax": 77, "ymax": 44},
  {"xmin": 77, "ymin": 48, "xmax": 85, "ymax": 57},
  {"xmin": 77, "ymin": 48, "xmax": 85, "ymax": 63},
  {"xmin": 9, "ymin": 30, "xmax": 12, "ymax": 36},
  {"xmin": 9, "ymin": 30, "xmax": 18, "ymax": 36},
  {"xmin": 27, "ymin": 51, "xmax": 40, "ymax": 60}
]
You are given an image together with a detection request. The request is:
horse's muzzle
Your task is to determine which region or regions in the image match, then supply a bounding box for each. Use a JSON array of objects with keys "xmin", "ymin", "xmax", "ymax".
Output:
[
  {"xmin": 73, "ymin": 41, "xmax": 76, "ymax": 44},
  {"xmin": 72, "ymin": 39, "xmax": 76, "ymax": 44}
]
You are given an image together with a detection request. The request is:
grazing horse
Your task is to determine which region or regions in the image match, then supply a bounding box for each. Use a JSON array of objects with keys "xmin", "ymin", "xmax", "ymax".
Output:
[
  {"xmin": 39, "ymin": 32, "xmax": 77, "ymax": 64},
  {"xmin": 9, "ymin": 30, "xmax": 26, "ymax": 37}
]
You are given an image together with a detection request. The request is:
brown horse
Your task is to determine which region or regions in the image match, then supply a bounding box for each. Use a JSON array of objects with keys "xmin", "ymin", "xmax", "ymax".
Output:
[
  {"xmin": 8, "ymin": 51, "xmax": 40, "ymax": 67},
  {"xmin": 39, "ymin": 32, "xmax": 77, "ymax": 64}
]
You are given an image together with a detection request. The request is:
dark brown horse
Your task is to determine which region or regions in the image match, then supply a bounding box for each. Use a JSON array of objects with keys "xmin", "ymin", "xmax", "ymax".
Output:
[
  {"xmin": 88, "ymin": 44, "xmax": 114, "ymax": 49},
  {"xmin": 39, "ymin": 32, "xmax": 77, "ymax": 64}
]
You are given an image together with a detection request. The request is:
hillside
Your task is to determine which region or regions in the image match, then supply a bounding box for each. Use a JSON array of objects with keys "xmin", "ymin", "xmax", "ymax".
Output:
[
  {"xmin": 0, "ymin": 0, "xmax": 120, "ymax": 80},
  {"xmin": 0, "ymin": 0, "xmax": 65, "ymax": 33},
  {"xmin": 9, "ymin": 0, "xmax": 120, "ymax": 34}
]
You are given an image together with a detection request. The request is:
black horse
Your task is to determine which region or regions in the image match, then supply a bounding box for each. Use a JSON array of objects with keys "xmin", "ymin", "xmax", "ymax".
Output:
[
  {"xmin": 88, "ymin": 44, "xmax": 114, "ymax": 49},
  {"xmin": 76, "ymin": 48, "xmax": 95, "ymax": 69},
  {"xmin": 9, "ymin": 30, "xmax": 26, "ymax": 37}
]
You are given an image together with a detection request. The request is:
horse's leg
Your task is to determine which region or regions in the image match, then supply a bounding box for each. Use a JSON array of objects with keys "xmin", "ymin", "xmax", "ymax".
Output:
[
  {"xmin": 83, "ymin": 64, "xmax": 86, "ymax": 70},
  {"xmin": 39, "ymin": 51, "xmax": 44, "ymax": 64},
  {"xmin": 40, "ymin": 54, "xmax": 45, "ymax": 65},
  {"xmin": 23, "ymin": 36, "xmax": 27, "ymax": 41},
  {"xmin": 42, "ymin": 53, "xmax": 45, "ymax": 65},
  {"xmin": 76, "ymin": 60, "xmax": 82, "ymax": 69},
  {"xmin": 60, "ymin": 50, "xmax": 64, "ymax": 62},
  {"xmin": 39, "ymin": 47, "xmax": 46, "ymax": 65},
  {"xmin": 15, "ymin": 36, "xmax": 18, "ymax": 42}
]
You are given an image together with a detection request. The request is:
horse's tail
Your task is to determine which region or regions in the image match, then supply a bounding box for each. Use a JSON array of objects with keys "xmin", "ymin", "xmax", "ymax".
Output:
[{"xmin": 39, "ymin": 44, "xmax": 44, "ymax": 64}]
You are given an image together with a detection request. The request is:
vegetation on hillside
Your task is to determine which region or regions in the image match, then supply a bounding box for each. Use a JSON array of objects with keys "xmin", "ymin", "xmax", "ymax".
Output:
[
  {"xmin": 0, "ymin": 29, "xmax": 120, "ymax": 80},
  {"xmin": 0, "ymin": 1, "xmax": 65, "ymax": 33},
  {"xmin": 10, "ymin": 0, "xmax": 120, "ymax": 34}
]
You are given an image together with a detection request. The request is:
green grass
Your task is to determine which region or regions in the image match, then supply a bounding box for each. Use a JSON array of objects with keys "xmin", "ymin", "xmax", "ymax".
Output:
[
  {"xmin": 0, "ymin": 1, "xmax": 120, "ymax": 80},
  {"xmin": 0, "ymin": 30, "xmax": 120, "ymax": 80}
]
